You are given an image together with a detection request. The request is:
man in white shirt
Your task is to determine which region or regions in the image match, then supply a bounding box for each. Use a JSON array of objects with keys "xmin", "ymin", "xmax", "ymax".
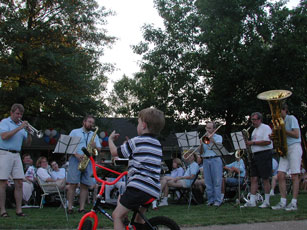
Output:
[{"xmin": 244, "ymin": 112, "xmax": 273, "ymax": 208}]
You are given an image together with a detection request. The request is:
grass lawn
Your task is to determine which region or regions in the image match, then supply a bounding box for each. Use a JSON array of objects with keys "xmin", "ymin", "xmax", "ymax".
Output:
[{"xmin": 1, "ymin": 192, "xmax": 307, "ymax": 229}]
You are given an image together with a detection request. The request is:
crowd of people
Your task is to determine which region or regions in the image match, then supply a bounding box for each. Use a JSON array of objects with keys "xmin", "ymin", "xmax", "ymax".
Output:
[{"xmin": 0, "ymin": 102, "xmax": 305, "ymax": 226}]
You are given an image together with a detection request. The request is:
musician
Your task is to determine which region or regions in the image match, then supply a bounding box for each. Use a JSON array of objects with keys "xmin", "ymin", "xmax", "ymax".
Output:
[
  {"xmin": 221, "ymin": 155, "xmax": 246, "ymax": 201},
  {"xmin": 199, "ymin": 122, "xmax": 223, "ymax": 207},
  {"xmin": 244, "ymin": 112, "xmax": 273, "ymax": 208},
  {"xmin": 0, "ymin": 103, "xmax": 32, "ymax": 217},
  {"xmin": 66, "ymin": 115, "xmax": 101, "ymax": 214},
  {"xmin": 272, "ymin": 103, "xmax": 302, "ymax": 211}
]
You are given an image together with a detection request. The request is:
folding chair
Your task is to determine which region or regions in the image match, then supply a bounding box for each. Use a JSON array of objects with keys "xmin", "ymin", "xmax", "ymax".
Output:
[{"xmin": 36, "ymin": 176, "xmax": 65, "ymax": 209}]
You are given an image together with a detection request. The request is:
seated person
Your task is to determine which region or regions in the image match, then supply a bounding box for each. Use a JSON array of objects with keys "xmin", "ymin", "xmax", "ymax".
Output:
[
  {"xmin": 50, "ymin": 161, "xmax": 66, "ymax": 180},
  {"xmin": 22, "ymin": 154, "xmax": 36, "ymax": 205},
  {"xmin": 159, "ymin": 152, "xmax": 199, "ymax": 206},
  {"xmin": 299, "ymin": 167, "xmax": 307, "ymax": 191},
  {"xmin": 88, "ymin": 177, "xmax": 99, "ymax": 204},
  {"xmin": 270, "ymin": 158, "xmax": 279, "ymax": 196},
  {"xmin": 6, "ymin": 176, "xmax": 15, "ymax": 209},
  {"xmin": 160, "ymin": 158, "xmax": 185, "ymax": 193},
  {"xmin": 221, "ymin": 155, "xmax": 246, "ymax": 201},
  {"xmin": 152, "ymin": 158, "xmax": 184, "ymax": 209},
  {"xmin": 36, "ymin": 157, "xmax": 65, "ymax": 191}
]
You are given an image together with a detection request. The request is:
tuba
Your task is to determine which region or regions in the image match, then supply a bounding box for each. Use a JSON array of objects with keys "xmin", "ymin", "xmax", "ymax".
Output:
[
  {"xmin": 78, "ymin": 126, "xmax": 99, "ymax": 172},
  {"xmin": 257, "ymin": 90, "xmax": 292, "ymax": 157}
]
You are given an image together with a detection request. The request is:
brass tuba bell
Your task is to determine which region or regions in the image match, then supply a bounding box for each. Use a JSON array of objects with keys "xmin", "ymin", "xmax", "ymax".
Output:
[{"xmin": 257, "ymin": 89, "xmax": 292, "ymax": 157}]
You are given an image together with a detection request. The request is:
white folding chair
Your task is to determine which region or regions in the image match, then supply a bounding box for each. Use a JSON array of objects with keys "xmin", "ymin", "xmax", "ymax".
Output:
[{"xmin": 36, "ymin": 176, "xmax": 65, "ymax": 209}]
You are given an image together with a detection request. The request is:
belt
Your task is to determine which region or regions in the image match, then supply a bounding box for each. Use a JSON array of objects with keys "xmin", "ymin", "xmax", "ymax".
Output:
[
  {"xmin": 0, "ymin": 148, "xmax": 19, "ymax": 153},
  {"xmin": 202, "ymin": 156, "xmax": 220, "ymax": 159}
]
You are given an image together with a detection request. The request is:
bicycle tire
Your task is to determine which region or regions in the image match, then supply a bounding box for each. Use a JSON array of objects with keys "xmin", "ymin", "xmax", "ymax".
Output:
[
  {"xmin": 81, "ymin": 219, "xmax": 93, "ymax": 230},
  {"xmin": 144, "ymin": 216, "xmax": 180, "ymax": 230}
]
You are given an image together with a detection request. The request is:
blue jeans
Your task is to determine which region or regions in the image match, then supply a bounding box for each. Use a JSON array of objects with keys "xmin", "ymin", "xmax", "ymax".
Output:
[{"xmin": 203, "ymin": 157, "xmax": 223, "ymax": 204}]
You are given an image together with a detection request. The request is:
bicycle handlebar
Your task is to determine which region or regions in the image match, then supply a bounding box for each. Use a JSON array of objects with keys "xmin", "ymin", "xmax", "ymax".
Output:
[{"xmin": 81, "ymin": 147, "xmax": 127, "ymax": 191}]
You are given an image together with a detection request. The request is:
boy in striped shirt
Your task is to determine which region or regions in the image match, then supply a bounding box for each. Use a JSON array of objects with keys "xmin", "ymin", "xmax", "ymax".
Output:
[{"xmin": 108, "ymin": 108, "xmax": 165, "ymax": 230}]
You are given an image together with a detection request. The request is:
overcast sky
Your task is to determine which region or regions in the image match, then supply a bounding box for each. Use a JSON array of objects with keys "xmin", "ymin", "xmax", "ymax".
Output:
[{"xmin": 98, "ymin": 0, "xmax": 301, "ymax": 92}]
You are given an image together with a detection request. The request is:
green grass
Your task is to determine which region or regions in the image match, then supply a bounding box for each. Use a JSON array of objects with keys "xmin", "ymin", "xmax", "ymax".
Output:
[{"xmin": 1, "ymin": 192, "xmax": 307, "ymax": 229}]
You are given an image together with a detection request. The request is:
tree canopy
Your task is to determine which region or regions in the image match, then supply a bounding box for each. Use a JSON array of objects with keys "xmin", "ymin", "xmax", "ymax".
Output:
[
  {"xmin": 0, "ymin": 0, "xmax": 114, "ymax": 130},
  {"xmin": 109, "ymin": 0, "xmax": 306, "ymax": 135}
]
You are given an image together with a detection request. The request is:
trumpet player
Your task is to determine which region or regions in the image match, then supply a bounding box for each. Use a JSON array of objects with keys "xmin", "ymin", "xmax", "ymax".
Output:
[
  {"xmin": 244, "ymin": 112, "xmax": 273, "ymax": 208},
  {"xmin": 66, "ymin": 115, "xmax": 101, "ymax": 214},
  {"xmin": 199, "ymin": 122, "xmax": 223, "ymax": 207},
  {"xmin": 0, "ymin": 104, "xmax": 32, "ymax": 217}
]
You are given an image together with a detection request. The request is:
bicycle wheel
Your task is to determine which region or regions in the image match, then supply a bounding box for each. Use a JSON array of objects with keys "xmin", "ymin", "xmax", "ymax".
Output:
[
  {"xmin": 80, "ymin": 219, "xmax": 93, "ymax": 230},
  {"xmin": 144, "ymin": 216, "xmax": 180, "ymax": 230}
]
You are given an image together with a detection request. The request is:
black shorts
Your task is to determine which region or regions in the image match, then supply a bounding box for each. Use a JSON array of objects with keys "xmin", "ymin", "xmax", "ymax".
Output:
[
  {"xmin": 119, "ymin": 187, "xmax": 153, "ymax": 210},
  {"xmin": 250, "ymin": 150, "xmax": 272, "ymax": 179}
]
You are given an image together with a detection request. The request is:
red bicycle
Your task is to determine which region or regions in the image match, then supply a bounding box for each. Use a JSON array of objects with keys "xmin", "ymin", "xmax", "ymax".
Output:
[{"xmin": 78, "ymin": 147, "xmax": 180, "ymax": 230}]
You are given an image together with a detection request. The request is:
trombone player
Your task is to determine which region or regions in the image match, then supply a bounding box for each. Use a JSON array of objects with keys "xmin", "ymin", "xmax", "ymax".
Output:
[
  {"xmin": 0, "ymin": 104, "xmax": 32, "ymax": 217},
  {"xmin": 200, "ymin": 121, "xmax": 223, "ymax": 207}
]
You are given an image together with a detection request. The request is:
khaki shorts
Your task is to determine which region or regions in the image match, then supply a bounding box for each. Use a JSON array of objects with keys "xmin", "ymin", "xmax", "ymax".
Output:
[
  {"xmin": 278, "ymin": 143, "xmax": 303, "ymax": 174},
  {"xmin": 0, "ymin": 150, "xmax": 25, "ymax": 180}
]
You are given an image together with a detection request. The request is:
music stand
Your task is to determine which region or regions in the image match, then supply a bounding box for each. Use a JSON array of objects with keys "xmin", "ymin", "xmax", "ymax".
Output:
[
  {"xmin": 175, "ymin": 131, "xmax": 199, "ymax": 151},
  {"xmin": 53, "ymin": 135, "xmax": 81, "ymax": 219},
  {"xmin": 230, "ymin": 132, "xmax": 247, "ymax": 207}
]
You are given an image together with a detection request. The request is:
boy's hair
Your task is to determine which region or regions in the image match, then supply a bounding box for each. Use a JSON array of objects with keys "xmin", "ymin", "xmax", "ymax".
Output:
[
  {"xmin": 138, "ymin": 108, "xmax": 165, "ymax": 135},
  {"xmin": 11, "ymin": 103, "xmax": 24, "ymax": 113}
]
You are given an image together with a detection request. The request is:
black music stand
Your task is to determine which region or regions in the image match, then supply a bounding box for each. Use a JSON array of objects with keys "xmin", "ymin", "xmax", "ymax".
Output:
[
  {"xmin": 230, "ymin": 132, "xmax": 247, "ymax": 207},
  {"xmin": 53, "ymin": 135, "xmax": 81, "ymax": 220},
  {"xmin": 175, "ymin": 131, "xmax": 199, "ymax": 151}
]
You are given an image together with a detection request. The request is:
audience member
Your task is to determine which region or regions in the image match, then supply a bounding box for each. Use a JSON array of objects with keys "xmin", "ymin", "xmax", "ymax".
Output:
[
  {"xmin": 50, "ymin": 161, "xmax": 66, "ymax": 180},
  {"xmin": 36, "ymin": 157, "xmax": 65, "ymax": 190},
  {"xmin": 270, "ymin": 158, "xmax": 279, "ymax": 196},
  {"xmin": 159, "ymin": 152, "xmax": 199, "ymax": 207}
]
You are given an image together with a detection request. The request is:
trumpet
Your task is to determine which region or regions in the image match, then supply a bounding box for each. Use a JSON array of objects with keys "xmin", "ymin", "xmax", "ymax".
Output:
[{"xmin": 19, "ymin": 119, "xmax": 43, "ymax": 138}]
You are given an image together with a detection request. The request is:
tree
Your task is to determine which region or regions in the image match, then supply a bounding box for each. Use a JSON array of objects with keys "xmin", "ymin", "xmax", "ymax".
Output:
[
  {"xmin": 109, "ymin": 0, "xmax": 306, "ymax": 135},
  {"xmin": 0, "ymin": 0, "xmax": 114, "ymax": 130}
]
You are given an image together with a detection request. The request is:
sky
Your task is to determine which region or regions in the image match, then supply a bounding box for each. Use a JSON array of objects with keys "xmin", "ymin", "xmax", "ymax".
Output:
[{"xmin": 98, "ymin": 0, "xmax": 301, "ymax": 92}]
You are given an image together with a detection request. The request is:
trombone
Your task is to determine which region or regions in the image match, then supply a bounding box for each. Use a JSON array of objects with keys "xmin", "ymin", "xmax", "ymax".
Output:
[{"xmin": 19, "ymin": 119, "xmax": 43, "ymax": 138}]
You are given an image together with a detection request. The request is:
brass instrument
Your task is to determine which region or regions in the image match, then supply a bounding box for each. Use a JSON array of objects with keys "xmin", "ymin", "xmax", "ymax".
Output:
[
  {"xmin": 182, "ymin": 148, "xmax": 198, "ymax": 160},
  {"xmin": 78, "ymin": 126, "xmax": 99, "ymax": 172},
  {"xmin": 202, "ymin": 124, "xmax": 222, "ymax": 144},
  {"xmin": 257, "ymin": 89, "xmax": 292, "ymax": 157},
  {"xmin": 19, "ymin": 119, "xmax": 43, "ymax": 138},
  {"xmin": 235, "ymin": 125, "xmax": 253, "ymax": 159}
]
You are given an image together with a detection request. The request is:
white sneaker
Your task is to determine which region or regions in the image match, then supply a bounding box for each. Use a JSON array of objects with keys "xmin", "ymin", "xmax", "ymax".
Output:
[
  {"xmin": 152, "ymin": 200, "xmax": 157, "ymax": 210},
  {"xmin": 259, "ymin": 201, "xmax": 270, "ymax": 208},
  {"xmin": 158, "ymin": 198, "xmax": 168, "ymax": 207},
  {"xmin": 269, "ymin": 190, "xmax": 275, "ymax": 196},
  {"xmin": 285, "ymin": 202, "xmax": 297, "ymax": 211},
  {"xmin": 244, "ymin": 201, "xmax": 256, "ymax": 207},
  {"xmin": 271, "ymin": 202, "xmax": 286, "ymax": 210}
]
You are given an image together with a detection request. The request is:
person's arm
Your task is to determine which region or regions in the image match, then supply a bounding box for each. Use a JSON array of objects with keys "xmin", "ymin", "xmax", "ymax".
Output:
[
  {"xmin": 286, "ymin": 128, "xmax": 300, "ymax": 139},
  {"xmin": 108, "ymin": 130, "xmax": 119, "ymax": 158},
  {"xmin": 0, "ymin": 121, "xmax": 27, "ymax": 140}
]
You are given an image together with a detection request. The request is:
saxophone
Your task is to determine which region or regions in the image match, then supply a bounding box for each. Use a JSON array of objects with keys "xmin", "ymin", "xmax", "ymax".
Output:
[
  {"xmin": 257, "ymin": 90, "xmax": 292, "ymax": 157},
  {"xmin": 78, "ymin": 126, "xmax": 99, "ymax": 172}
]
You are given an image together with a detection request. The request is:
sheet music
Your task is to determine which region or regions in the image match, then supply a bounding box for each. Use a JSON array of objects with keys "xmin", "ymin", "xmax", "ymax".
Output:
[
  {"xmin": 209, "ymin": 143, "xmax": 230, "ymax": 156},
  {"xmin": 231, "ymin": 132, "xmax": 247, "ymax": 150},
  {"xmin": 175, "ymin": 131, "xmax": 199, "ymax": 148},
  {"xmin": 53, "ymin": 135, "xmax": 81, "ymax": 154}
]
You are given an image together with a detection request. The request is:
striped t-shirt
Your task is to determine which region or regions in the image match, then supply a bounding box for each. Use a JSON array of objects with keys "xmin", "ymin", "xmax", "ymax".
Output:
[{"xmin": 117, "ymin": 133, "xmax": 162, "ymax": 199}]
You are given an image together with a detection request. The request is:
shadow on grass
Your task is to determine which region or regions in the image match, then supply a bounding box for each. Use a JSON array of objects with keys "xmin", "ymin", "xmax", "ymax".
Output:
[{"xmin": 1, "ymin": 192, "xmax": 307, "ymax": 229}]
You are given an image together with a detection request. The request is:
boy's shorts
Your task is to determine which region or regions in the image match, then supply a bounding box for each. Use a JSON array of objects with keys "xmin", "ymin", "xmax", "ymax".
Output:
[{"xmin": 120, "ymin": 187, "xmax": 153, "ymax": 210}]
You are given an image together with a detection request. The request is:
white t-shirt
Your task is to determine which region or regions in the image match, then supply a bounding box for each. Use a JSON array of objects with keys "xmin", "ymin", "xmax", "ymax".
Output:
[
  {"xmin": 50, "ymin": 168, "xmax": 66, "ymax": 180},
  {"xmin": 251, "ymin": 123, "xmax": 273, "ymax": 153},
  {"xmin": 37, "ymin": 167, "xmax": 51, "ymax": 182}
]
